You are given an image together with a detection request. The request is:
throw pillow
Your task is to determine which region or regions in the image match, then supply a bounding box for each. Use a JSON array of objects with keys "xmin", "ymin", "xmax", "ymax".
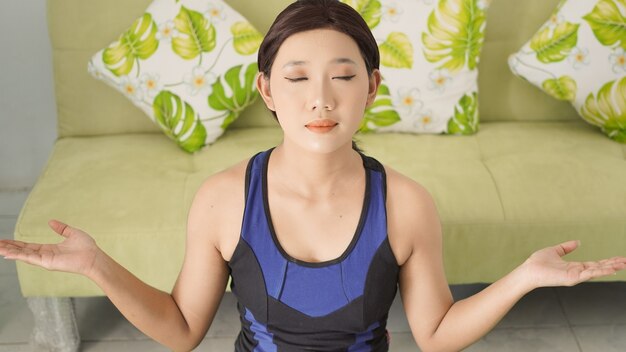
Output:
[
  {"xmin": 88, "ymin": 0, "xmax": 263, "ymax": 153},
  {"xmin": 341, "ymin": 0, "xmax": 491, "ymax": 135},
  {"xmin": 509, "ymin": 0, "xmax": 626, "ymax": 143}
]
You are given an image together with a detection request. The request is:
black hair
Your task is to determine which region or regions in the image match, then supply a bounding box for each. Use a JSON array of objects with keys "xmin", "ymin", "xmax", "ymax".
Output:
[{"xmin": 257, "ymin": 0, "xmax": 379, "ymax": 153}]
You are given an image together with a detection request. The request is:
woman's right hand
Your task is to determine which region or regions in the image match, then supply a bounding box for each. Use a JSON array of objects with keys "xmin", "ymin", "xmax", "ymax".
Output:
[{"xmin": 0, "ymin": 219, "xmax": 101, "ymax": 277}]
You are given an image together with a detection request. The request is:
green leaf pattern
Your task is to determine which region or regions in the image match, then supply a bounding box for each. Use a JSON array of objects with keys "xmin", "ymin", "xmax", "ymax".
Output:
[
  {"xmin": 103, "ymin": 13, "xmax": 159, "ymax": 77},
  {"xmin": 340, "ymin": 0, "xmax": 382, "ymax": 29},
  {"xmin": 582, "ymin": 0, "xmax": 626, "ymax": 50},
  {"xmin": 208, "ymin": 63, "xmax": 259, "ymax": 129},
  {"xmin": 580, "ymin": 77, "xmax": 626, "ymax": 143},
  {"xmin": 530, "ymin": 22, "xmax": 579, "ymax": 63},
  {"xmin": 422, "ymin": 0, "xmax": 488, "ymax": 72},
  {"xmin": 447, "ymin": 92, "xmax": 479, "ymax": 135},
  {"xmin": 172, "ymin": 6, "xmax": 217, "ymax": 60},
  {"xmin": 542, "ymin": 76, "xmax": 577, "ymax": 101},
  {"xmin": 509, "ymin": 0, "xmax": 626, "ymax": 143},
  {"xmin": 90, "ymin": 1, "xmax": 264, "ymax": 152},
  {"xmin": 337, "ymin": 0, "xmax": 489, "ymax": 134},
  {"xmin": 380, "ymin": 32, "xmax": 413, "ymax": 68},
  {"xmin": 153, "ymin": 90, "xmax": 207, "ymax": 152},
  {"xmin": 231, "ymin": 22, "xmax": 263, "ymax": 55},
  {"xmin": 94, "ymin": 0, "xmax": 495, "ymax": 143},
  {"xmin": 359, "ymin": 83, "xmax": 401, "ymax": 133}
]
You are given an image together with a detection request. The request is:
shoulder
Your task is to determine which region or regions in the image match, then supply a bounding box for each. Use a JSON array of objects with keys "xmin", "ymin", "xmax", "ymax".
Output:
[
  {"xmin": 382, "ymin": 164, "xmax": 432, "ymax": 204},
  {"xmin": 383, "ymin": 164, "xmax": 438, "ymax": 221},
  {"xmin": 195, "ymin": 156, "xmax": 251, "ymax": 203},
  {"xmin": 190, "ymin": 156, "xmax": 252, "ymax": 219},
  {"xmin": 187, "ymin": 155, "xmax": 254, "ymax": 260},
  {"xmin": 382, "ymin": 164, "xmax": 443, "ymax": 266}
]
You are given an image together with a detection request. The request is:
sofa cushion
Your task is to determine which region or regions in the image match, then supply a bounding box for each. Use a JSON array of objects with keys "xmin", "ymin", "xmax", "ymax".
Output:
[
  {"xmin": 339, "ymin": 0, "xmax": 489, "ymax": 135},
  {"xmin": 50, "ymin": 0, "xmax": 583, "ymax": 140},
  {"xmin": 509, "ymin": 0, "xmax": 626, "ymax": 143},
  {"xmin": 15, "ymin": 129, "xmax": 282, "ymax": 296},
  {"xmin": 15, "ymin": 121, "xmax": 626, "ymax": 296},
  {"xmin": 88, "ymin": 0, "xmax": 263, "ymax": 152}
]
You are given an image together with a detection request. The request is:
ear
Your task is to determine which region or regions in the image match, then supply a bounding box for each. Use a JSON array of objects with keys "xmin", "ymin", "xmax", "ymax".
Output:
[
  {"xmin": 365, "ymin": 69, "xmax": 382, "ymax": 108},
  {"xmin": 256, "ymin": 72, "xmax": 275, "ymax": 111}
]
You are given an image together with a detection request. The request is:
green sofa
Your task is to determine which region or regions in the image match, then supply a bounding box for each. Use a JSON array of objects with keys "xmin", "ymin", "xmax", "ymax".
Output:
[{"xmin": 15, "ymin": 0, "xmax": 626, "ymax": 350}]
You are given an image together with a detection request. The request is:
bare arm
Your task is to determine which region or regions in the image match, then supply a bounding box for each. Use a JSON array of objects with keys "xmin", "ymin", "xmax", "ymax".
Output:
[
  {"xmin": 388, "ymin": 173, "xmax": 626, "ymax": 352},
  {"xmin": 0, "ymin": 174, "xmax": 232, "ymax": 351},
  {"xmin": 89, "ymin": 173, "xmax": 230, "ymax": 351}
]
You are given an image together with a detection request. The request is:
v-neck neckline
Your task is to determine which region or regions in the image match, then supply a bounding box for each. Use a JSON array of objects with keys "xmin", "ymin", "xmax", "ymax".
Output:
[{"xmin": 261, "ymin": 147, "xmax": 371, "ymax": 268}]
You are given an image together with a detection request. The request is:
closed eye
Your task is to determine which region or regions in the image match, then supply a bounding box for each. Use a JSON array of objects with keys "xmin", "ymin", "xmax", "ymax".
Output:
[
  {"xmin": 335, "ymin": 75, "xmax": 356, "ymax": 81},
  {"xmin": 285, "ymin": 77, "xmax": 307, "ymax": 82},
  {"xmin": 284, "ymin": 75, "xmax": 356, "ymax": 83}
]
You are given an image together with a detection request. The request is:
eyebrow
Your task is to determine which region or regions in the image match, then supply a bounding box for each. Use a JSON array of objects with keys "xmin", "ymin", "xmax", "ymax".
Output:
[
  {"xmin": 335, "ymin": 58, "xmax": 358, "ymax": 65},
  {"xmin": 282, "ymin": 57, "xmax": 358, "ymax": 68}
]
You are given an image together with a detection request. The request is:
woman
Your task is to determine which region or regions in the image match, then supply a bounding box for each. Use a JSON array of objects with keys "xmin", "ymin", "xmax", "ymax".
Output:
[{"xmin": 1, "ymin": 1, "xmax": 625, "ymax": 351}]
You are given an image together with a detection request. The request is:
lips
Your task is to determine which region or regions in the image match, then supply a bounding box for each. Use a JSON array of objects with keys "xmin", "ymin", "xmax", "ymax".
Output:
[{"xmin": 305, "ymin": 119, "xmax": 338, "ymax": 128}]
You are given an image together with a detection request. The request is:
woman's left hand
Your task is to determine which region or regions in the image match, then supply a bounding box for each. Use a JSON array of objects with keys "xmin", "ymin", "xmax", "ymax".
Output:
[{"xmin": 520, "ymin": 240, "xmax": 626, "ymax": 289}]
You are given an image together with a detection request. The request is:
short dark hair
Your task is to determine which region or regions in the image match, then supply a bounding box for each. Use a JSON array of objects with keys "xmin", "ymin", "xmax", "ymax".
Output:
[
  {"xmin": 258, "ymin": 0, "xmax": 378, "ymax": 153},
  {"xmin": 258, "ymin": 0, "xmax": 379, "ymax": 78}
]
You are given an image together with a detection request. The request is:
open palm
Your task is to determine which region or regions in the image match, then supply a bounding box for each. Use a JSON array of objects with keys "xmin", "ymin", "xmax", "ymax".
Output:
[
  {"xmin": 0, "ymin": 220, "xmax": 99, "ymax": 276},
  {"xmin": 523, "ymin": 240, "xmax": 626, "ymax": 288}
]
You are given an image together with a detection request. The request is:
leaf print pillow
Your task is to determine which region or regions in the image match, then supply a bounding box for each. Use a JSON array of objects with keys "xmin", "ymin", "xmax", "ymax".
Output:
[
  {"xmin": 88, "ymin": 0, "xmax": 263, "ymax": 153},
  {"xmin": 341, "ymin": 0, "xmax": 491, "ymax": 135},
  {"xmin": 509, "ymin": 0, "xmax": 626, "ymax": 143}
]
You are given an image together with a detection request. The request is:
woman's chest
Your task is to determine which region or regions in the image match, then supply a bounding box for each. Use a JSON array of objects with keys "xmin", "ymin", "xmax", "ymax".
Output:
[
  {"xmin": 219, "ymin": 171, "xmax": 413, "ymax": 267},
  {"xmin": 268, "ymin": 194, "xmax": 364, "ymax": 263}
]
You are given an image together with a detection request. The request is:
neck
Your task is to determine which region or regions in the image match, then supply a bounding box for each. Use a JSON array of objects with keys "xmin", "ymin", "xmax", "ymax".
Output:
[{"xmin": 270, "ymin": 140, "xmax": 363, "ymax": 200}]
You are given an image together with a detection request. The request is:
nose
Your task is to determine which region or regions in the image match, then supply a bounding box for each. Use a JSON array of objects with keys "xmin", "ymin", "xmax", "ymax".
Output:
[{"xmin": 309, "ymin": 77, "xmax": 336, "ymax": 112}]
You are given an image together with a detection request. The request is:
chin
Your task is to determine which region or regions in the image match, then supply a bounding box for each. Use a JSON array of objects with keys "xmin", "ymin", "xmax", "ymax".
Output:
[{"xmin": 296, "ymin": 138, "xmax": 354, "ymax": 155}]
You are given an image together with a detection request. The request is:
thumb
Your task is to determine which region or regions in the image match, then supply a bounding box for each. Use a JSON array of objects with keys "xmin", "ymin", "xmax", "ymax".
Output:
[
  {"xmin": 554, "ymin": 240, "xmax": 580, "ymax": 257},
  {"xmin": 48, "ymin": 219, "xmax": 72, "ymax": 238}
]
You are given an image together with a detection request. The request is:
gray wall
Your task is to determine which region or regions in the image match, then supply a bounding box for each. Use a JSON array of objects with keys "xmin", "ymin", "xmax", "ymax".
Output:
[{"xmin": 0, "ymin": 0, "xmax": 57, "ymax": 190}]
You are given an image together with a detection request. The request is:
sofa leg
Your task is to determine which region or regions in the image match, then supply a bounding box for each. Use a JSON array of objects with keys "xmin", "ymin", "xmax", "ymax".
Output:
[{"xmin": 27, "ymin": 297, "xmax": 80, "ymax": 352}]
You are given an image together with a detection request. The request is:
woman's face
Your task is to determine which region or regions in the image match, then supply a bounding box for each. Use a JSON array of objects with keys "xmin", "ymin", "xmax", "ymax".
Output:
[{"xmin": 257, "ymin": 28, "xmax": 380, "ymax": 154}]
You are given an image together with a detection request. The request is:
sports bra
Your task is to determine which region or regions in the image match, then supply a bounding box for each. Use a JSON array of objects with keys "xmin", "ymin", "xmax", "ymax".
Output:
[{"xmin": 228, "ymin": 147, "xmax": 400, "ymax": 351}]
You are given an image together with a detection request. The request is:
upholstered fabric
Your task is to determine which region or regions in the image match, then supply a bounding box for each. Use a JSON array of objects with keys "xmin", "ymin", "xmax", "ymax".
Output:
[
  {"xmin": 476, "ymin": 0, "xmax": 583, "ymax": 123},
  {"xmin": 48, "ymin": 0, "xmax": 579, "ymax": 140},
  {"xmin": 340, "ymin": 0, "xmax": 489, "ymax": 135},
  {"xmin": 17, "ymin": 0, "xmax": 625, "ymax": 297},
  {"xmin": 87, "ymin": 0, "xmax": 263, "ymax": 152},
  {"xmin": 509, "ymin": 0, "xmax": 626, "ymax": 143},
  {"xmin": 16, "ymin": 121, "xmax": 626, "ymax": 295}
]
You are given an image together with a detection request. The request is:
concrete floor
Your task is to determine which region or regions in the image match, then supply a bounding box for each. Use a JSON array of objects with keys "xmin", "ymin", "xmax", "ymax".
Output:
[{"xmin": 1, "ymin": 190, "xmax": 625, "ymax": 351}]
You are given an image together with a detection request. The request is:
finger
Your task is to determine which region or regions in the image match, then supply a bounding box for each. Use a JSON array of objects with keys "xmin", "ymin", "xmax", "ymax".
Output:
[
  {"xmin": 579, "ymin": 258, "xmax": 626, "ymax": 271},
  {"xmin": 4, "ymin": 249, "xmax": 46, "ymax": 268},
  {"xmin": 4, "ymin": 247, "xmax": 37, "ymax": 259},
  {"xmin": 579, "ymin": 266, "xmax": 620, "ymax": 282},
  {"xmin": 1, "ymin": 242, "xmax": 53, "ymax": 267},
  {"xmin": 596, "ymin": 257, "xmax": 621, "ymax": 265},
  {"xmin": 575, "ymin": 260, "xmax": 626, "ymax": 282},
  {"xmin": 597, "ymin": 257, "xmax": 626, "ymax": 267},
  {"xmin": 0, "ymin": 240, "xmax": 29, "ymax": 255},
  {"xmin": 0, "ymin": 243, "xmax": 9, "ymax": 257},
  {"xmin": 48, "ymin": 219, "xmax": 71, "ymax": 238},
  {"xmin": 611, "ymin": 260, "xmax": 626, "ymax": 271},
  {"xmin": 555, "ymin": 240, "xmax": 580, "ymax": 257},
  {"xmin": 579, "ymin": 261, "xmax": 617, "ymax": 273},
  {"xmin": 0, "ymin": 240, "xmax": 44, "ymax": 252},
  {"xmin": 0, "ymin": 239, "xmax": 17, "ymax": 249},
  {"xmin": 0, "ymin": 242, "xmax": 22, "ymax": 255}
]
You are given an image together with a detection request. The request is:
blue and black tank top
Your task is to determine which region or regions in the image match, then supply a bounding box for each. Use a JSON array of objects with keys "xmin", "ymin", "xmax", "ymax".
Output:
[{"xmin": 228, "ymin": 147, "xmax": 400, "ymax": 351}]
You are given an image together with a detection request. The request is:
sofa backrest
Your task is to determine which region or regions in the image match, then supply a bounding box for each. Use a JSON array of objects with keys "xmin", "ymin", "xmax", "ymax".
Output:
[{"xmin": 48, "ymin": 0, "xmax": 578, "ymax": 138}]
